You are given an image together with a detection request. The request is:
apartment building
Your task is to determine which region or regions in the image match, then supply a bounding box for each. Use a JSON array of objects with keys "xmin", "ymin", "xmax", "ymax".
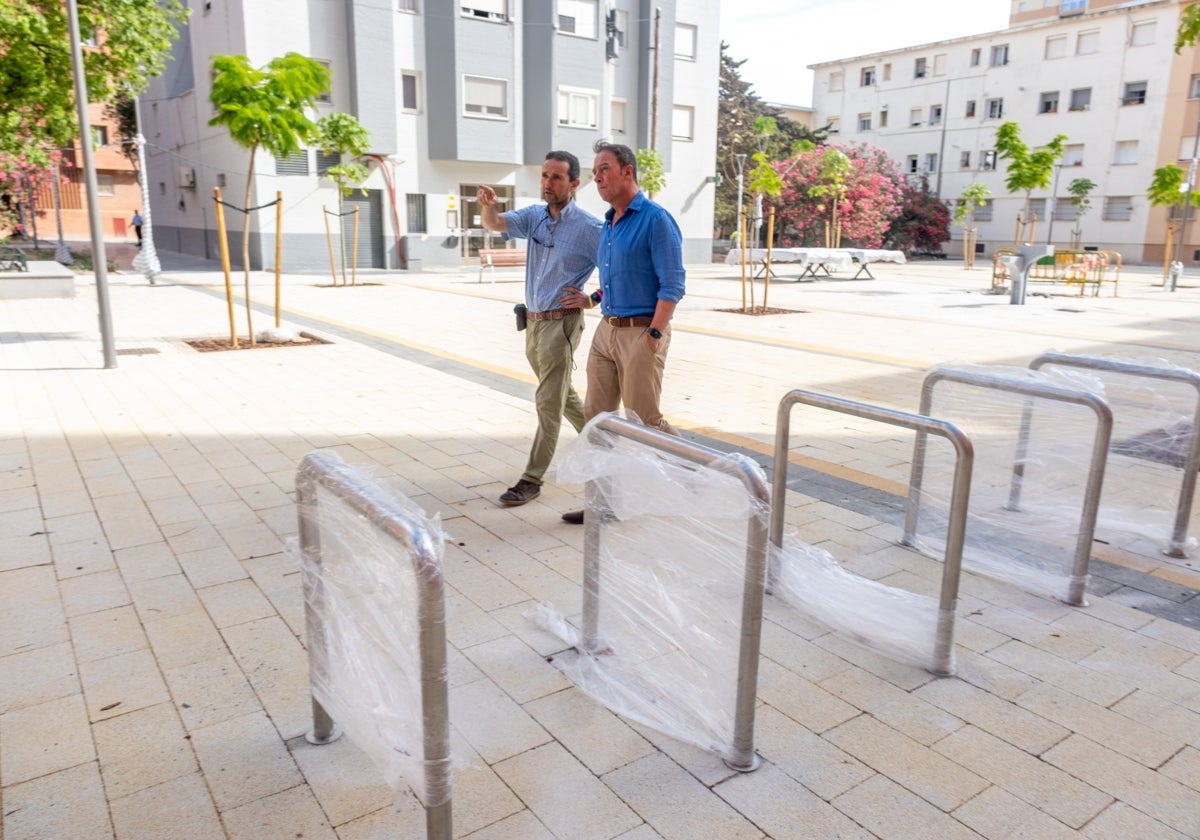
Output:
[
  {"xmin": 140, "ymin": 0, "xmax": 720, "ymax": 270},
  {"xmin": 809, "ymin": 0, "xmax": 1200, "ymax": 264}
]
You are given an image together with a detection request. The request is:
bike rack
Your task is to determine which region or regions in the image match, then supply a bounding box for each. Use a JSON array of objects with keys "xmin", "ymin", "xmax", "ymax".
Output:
[
  {"xmin": 579, "ymin": 415, "xmax": 770, "ymax": 773},
  {"xmin": 771, "ymin": 389, "xmax": 974, "ymax": 677},
  {"xmin": 1030, "ymin": 351, "xmax": 1200, "ymax": 558},
  {"xmin": 296, "ymin": 451, "xmax": 451, "ymax": 840},
  {"xmin": 908, "ymin": 367, "xmax": 1112, "ymax": 607}
]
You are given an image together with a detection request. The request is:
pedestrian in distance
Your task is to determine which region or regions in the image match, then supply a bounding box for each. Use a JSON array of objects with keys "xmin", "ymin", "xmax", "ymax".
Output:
[
  {"xmin": 131, "ymin": 209, "xmax": 144, "ymax": 247},
  {"xmin": 558, "ymin": 140, "xmax": 686, "ymax": 524},
  {"xmin": 478, "ymin": 151, "xmax": 603, "ymax": 508}
]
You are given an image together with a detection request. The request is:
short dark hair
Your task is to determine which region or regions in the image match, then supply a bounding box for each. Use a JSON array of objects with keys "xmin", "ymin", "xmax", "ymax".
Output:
[
  {"xmin": 544, "ymin": 150, "xmax": 580, "ymax": 182},
  {"xmin": 592, "ymin": 140, "xmax": 637, "ymax": 182}
]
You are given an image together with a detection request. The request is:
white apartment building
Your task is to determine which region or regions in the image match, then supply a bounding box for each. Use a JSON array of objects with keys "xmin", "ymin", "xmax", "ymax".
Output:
[
  {"xmin": 141, "ymin": 0, "xmax": 720, "ymax": 270},
  {"xmin": 810, "ymin": 0, "xmax": 1200, "ymax": 265}
]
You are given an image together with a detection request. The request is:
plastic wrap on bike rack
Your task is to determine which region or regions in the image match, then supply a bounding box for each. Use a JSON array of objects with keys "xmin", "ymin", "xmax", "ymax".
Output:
[
  {"xmin": 296, "ymin": 469, "xmax": 452, "ymax": 809},
  {"xmin": 911, "ymin": 364, "xmax": 1109, "ymax": 598},
  {"xmin": 1032, "ymin": 351, "xmax": 1200, "ymax": 557},
  {"xmin": 539, "ymin": 416, "xmax": 770, "ymax": 765}
]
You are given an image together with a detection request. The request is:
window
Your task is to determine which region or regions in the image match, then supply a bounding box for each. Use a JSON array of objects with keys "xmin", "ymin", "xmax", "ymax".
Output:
[
  {"xmin": 1179, "ymin": 137, "xmax": 1197, "ymax": 160},
  {"xmin": 970, "ymin": 48, "xmax": 981, "ymax": 67},
  {"xmin": 1076, "ymin": 30, "xmax": 1099, "ymax": 55},
  {"xmin": 462, "ymin": 0, "xmax": 507, "ymax": 22},
  {"xmin": 829, "ymin": 71, "xmax": 843, "ymax": 92},
  {"xmin": 986, "ymin": 97, "xmax": 1004, "ymax": 119},
  {"xmin": 827, "ymin": 116, "xmax": 840, "ymax": 134},
  {"xmin": 1045, "ymin": 35, "xmax": 1067, "ymax": 59},
  {"xmin": 316, "ymin": 60, "xmax": 332, "ymax": 104},
  {"xmin": 96, "ymin": 174, "xmax": 115, "ymax": 196},
  {"xmin": 1063, "ymin": 143, "xmax": 1084, "ymax": 165},
  {"xmin": 975, "ymin": 199, "xmax": 994, "ymax": 221},
  {"xmin": 316, "ymin": 151, "xmax": 341, "ymax": 175},
  {"xmin": 857, "ymin": 112, "xmax": 872, "ymax": 132},
  {"xmin": 614, "ymin": 9, "xmax": 628, "ymax": 47},
  {"xmin": 883, "ymin": 63, "xmax": 892, "ymax": 81},
  {"xmin": 1069, "ymin": 87, "xmax": 1091, "ymax": 111},
  {"xmin": 960, "ymin": 150, "xmax": 972, "ymax": 168},
  {"xmin": 674, "ymin": 22, "xmax": 697, "ymax": 59},
  {"xmin": 1028, "ymin": 198, "xmax": 1046, "ymax": 220},
  {"xmin": 915, "ymin": 57, "xmax": 927, "ymax": 78},
  {"xmin": 1052, "ymin": 197, "xmax": 1074, "ymax": 221},
  {"xmin": 1122, "ymin": 81, "xmax": 1147, "ymax": 106},
  {"xmin": 463, "ymin": 75, "xmax": 507, "ymax": 118},
  {"xmin": 91, "ymin": 126, "xmax": 108, "ymax": 146},
  {"xmin": 1113, "ymin": 140, "xmax": 1138, "ymax": 165},
  {"xmin": 965, "ymin": 99, "xmax": 977, "ymax": 118},
  {"xmin": 929, "ymin": 104, "xmax": 943, "ymax": 125},
  {"xmin": 398, "ymin": 0, "xmax": 417, "ymax": 11},
  {"xmin": 878, "ymin": 109, "xmax": 889, "ymax": 128},
  {"xmin": 559, "ymin": 0, "xmax": 597, "ymax": 37},
  {"xmin": 611, "ymin": 99, "xmax": 627, "ymax": 135},
  {"xmin": 671, "ymin": 105, "xmax": 694, "ymax": 141},
  {"xmin": 401, "ymin": 71, "xmax": 419, "ymax": 111},
  {"xmin": 1103, "ymin": 196, "xmax": 1133, "ymax": 221},
  {"xmin": 861, "ymin": 66, "xmax": 875, "ymax": 86},
  {"xmin": 1191, "ymin": 75, "xmax": 1200, "ymax": 99},
  {"xmin": 275, "ymin": 151, "xmax": 309, "ymax": 175},
  {"xmin": 933, "ymin": 54, "xmax": 947, "ymax": 76},
  {"xmin": 558, "ymin": 87, "xmax": 598, "ymax": 128},
  {"xmin": 981, "ymin": 150, "xmax": 997, "ymax": 171},
  {"xmin": 906, "ymin": 155, "xmax": 919, "ymax": 174},
  {"xmin": 406, "ymin": 193, "xmax": 427, "ymax": 233},
  {"xmin": 990, "ymin": 44, "xmax": 1009, "ymax": 67},
  {"xmin": 1061, "ymin": 0, "xmax": 1087, "ymax": 15},
  {"xmin": 910, "ymin": 107, "xmax": 923, "ymax": 127},
  {"xmin": 1039, "ymin": 91, "xmax": 1059, "ymax": 114},
  {"xmin": 1130, "ymin": 21, "xmax": 1155, "ymax": 46},
  {"xmin": 924, "ymin": 153, "xmax": 938, "ymax": 173}
]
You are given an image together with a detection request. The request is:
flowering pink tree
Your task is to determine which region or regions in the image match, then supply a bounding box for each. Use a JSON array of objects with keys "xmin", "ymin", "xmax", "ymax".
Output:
[
  {"xmin": 0, "ymin": 149, "xmax": 62, "ymax": 240},
  {"xmin": 774, "ymin": 143, "xmax": 904, "ymax": 248}
]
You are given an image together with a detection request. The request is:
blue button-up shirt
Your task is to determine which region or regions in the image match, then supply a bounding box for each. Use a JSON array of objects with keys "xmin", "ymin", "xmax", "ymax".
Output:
[
  {"xmin": 597, "ymin": 192, "xmax": 686, "ymax": 317},
  {"xmin": 501, "ymin": 200, "xmax": 602, "ymax": 312}
]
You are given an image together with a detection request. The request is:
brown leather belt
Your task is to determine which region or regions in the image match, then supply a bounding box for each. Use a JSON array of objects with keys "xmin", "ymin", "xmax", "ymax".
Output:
[
  {"xmin": 603, "ymin": 315, "xmax": 653, "ymax": 327},
  {"xmin": 527, "ymin": 307, "xmax": 581, "ymax": 321}
]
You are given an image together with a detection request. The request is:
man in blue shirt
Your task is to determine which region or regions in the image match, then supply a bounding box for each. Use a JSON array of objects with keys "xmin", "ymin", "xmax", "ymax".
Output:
[
  {"xmin": 559, "ymin": 141, "xmax": 686, "ymax": 523},
  {"xmin": 478, "ymin": 151, "xmax": 602, "ymax": 507}
]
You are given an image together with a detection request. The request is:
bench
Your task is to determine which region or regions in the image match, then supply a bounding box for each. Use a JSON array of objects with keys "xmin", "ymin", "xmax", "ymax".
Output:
[
  {"xmin": 478, "ymin": 248, "xmax": 526, "ymax": 283},
  {"xmin": 0, "ymin": 246, "xmax": 28, "ymax": 272}
]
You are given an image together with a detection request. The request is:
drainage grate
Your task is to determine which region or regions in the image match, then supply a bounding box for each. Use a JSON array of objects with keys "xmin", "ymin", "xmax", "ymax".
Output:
[{"xmin": 115, "ymin": 347, "xmax": 160, "ymax": 356}]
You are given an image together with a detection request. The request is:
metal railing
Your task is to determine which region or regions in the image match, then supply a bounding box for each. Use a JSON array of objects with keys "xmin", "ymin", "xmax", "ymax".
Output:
[
  {"xmin": 771, "ymin": 390, "xmax": 974, "ymax": 677},
  {"xmin": 1030, "ymin": 351, "xmax": 1200, "ymax": 558},
  {"xmin": 296, "ymin": 451, "xmax": 451, "ymax": 840},
  {"xmin": 580, "ymin": 415, "xmax": 770, "ymax": 772},
  {"xmin": 909, "ymin": 367, "xmax": 1112, "ymax": 607}
]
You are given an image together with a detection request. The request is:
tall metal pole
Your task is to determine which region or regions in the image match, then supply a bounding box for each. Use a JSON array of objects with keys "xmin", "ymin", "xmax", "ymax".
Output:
[
  {"xmin": 735, "ymin": 153, "xmax": 746, "ymax": 249},
  {"xmin": 650, "ymin": 7, "xmax": 661, "ymax": 152},
  {"xmin": 131, "ymin": 94, "xmax": 161, "ymax": 283},
  {"xmin": 1046, "ymin": 163, "xmax": 1063, "ymax": 246},
  {"xmin": 66, "ymin": 0, "xmax": 117, "ymax": 368},
  {"xmin": 1168, "ymin": 118, "xmax": 1200, "ymax": 291}
]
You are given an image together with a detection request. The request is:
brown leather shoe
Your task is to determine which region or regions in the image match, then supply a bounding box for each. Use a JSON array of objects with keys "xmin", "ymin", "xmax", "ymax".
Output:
[
  {"xmin": 499, "ymin": 479, "xmax": 540, "ymax": 507},
  {"xmin": 561, "ymin": 509, "xmax": 584, "ymax": 524}
]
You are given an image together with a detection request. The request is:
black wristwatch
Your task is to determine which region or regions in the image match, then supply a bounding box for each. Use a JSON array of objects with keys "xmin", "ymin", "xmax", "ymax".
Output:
[{"xmin": 647, "ymin": 327, "xmax": 663, "ymax": 340}]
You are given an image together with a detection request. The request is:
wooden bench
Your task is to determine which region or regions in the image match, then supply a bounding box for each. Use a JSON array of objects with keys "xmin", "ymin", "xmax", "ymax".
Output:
[
  {"xmin": 478, "ymin": 248, "xmax": 526, "ymax": 283},
  {"xmin": 0, "ymin": 246, "xmax": 28, "ymax": 272}
]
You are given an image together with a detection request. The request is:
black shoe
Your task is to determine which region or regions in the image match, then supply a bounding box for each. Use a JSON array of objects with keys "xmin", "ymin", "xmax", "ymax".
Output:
[
  {"xmin": 561, "ymin": 509, "xmax": 584, "ymax": 524},
  {"xmin": 499, "ymin": 479, "xmax": 541, "ymax": 507}
]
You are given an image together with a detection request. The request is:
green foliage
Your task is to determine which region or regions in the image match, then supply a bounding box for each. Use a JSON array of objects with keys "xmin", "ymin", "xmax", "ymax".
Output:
[
  {"xmin": 1147, "ymin": 164, "xmax": 1200, "ymax": 208},
  {"xmin": 635, "ymin": 148, "xmax": 666, "ymax": 196},
  {"xmin": 208, "ymin": 53, "xmax": 330, "ymax": 160},
  {"xmin": 1066, "ymin": 177, "xmax": 1097, "ymax": 219},
  {"xmin": 954, "ymin": 182, "xmax": 992, "ymax": 227},
  {"xmin": 886, "ymin": 177, "xmax": 951, "ymax": 255},
  {"xmin": 993, "ymin": 121, "xmax": 1067, "ymax": 198},
  {"xmin": 0, "ymin": 0, "xmax": 188, "ymax": 168},
  {"xmin": 316, "ymin": 113, "xmax": 371, "ymax": 197},
  {"xmin": 103, "ymin": 94, "xmax": 139, "ymax": 168},
  {"xmin": 746, "ymin": 152, "xmax": 782, "ymax": 198},
  {"xmin": 1176, "ymin": 4, "xmax": 1200, "ymax": 52}
]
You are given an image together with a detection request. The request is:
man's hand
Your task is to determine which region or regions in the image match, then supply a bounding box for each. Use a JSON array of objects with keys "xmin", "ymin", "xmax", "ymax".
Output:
[
  {"xmin": 476, "ymin": 185, "xmax": 497, "ymax": 206},
  {"xmin": 560, "ymin": 286, "xmax": 590, "ymax": 309}
]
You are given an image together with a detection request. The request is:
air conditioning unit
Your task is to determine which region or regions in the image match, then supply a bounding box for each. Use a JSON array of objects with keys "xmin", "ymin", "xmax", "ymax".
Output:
[{"xmin": 176, "ymin": 166, "xmax": 197, "ymax": 189}]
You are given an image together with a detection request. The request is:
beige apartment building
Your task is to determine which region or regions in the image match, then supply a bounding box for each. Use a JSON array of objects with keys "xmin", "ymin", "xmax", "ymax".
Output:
[{"xmin": 809, "ymin": 0, "xmax": 1200, "ymax": 265}]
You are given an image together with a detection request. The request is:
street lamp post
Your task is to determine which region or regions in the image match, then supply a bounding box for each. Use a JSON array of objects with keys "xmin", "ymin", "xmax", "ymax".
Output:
[
  {"xmin": 1046, "ymin": 163, "xmax": 1063, "ymax": 246},
  {"xmin": 1168, "ymin": 127, "xmax": 1200, "ymax": 292},
  {"xmin": 734, "ymin": 153, "xmax": 747, "ymax": 246}
]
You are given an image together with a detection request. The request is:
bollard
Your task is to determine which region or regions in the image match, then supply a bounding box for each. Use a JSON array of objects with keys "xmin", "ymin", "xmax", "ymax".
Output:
[
  {"xmin": 1010, "ymin": 244, "xmax": 1054, "ymax": 305},
  {"xmin": 1167, "ymin": 260, "xmax": 1183, "ymax": 292}
]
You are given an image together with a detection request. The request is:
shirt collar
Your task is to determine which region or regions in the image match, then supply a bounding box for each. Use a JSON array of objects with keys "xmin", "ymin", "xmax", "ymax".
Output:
[{"xmin": 604, "ymin": 191, "xmax": 645, "ymax": 222}]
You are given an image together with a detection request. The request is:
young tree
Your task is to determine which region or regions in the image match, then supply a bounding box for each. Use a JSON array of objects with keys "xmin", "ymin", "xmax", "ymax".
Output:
[
  {"xmin": 1066, "ymin": 177, "xmax": 1097, "ymax": 248},
  {"xmin": 0, "ymin": 0, "xmax": 187, "ymax": 170},
  {"xmin": 886, "ymin": 177, "xmax": 951, "ymax": 256},
  {"xmin": 316, "ymin": 113, "xmax": 371, "ymax": 284},
  {"xmin": 209, "ymin": 52, "xmax": 330, "ymax": 340},
  {"xmin": 954, "ymin": 182, "xmax": 992, "ymax": 269},
  {"xmin": 1177, "ymin": 4, "xmax": 1200, "ymax": 52},
  {"xmin": 635, "ymin": 148, "xmax": 666, "ymax": 197},
  {"xmin": 1148, "ymin": 164, "xmax": 1200, "ymax": 272},
  {"xmin": 809, "ymin": 148, "xmax": 851, "ymax": 247},
  {"xmin": 993, "ymin": 121, "xmax": 1067, "ymax": 243}
]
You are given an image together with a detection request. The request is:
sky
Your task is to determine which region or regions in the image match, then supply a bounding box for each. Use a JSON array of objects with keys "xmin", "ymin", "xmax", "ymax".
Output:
[{"xmin": 719, "ymin": 0, "xmax": 1012, "ymax": 108}]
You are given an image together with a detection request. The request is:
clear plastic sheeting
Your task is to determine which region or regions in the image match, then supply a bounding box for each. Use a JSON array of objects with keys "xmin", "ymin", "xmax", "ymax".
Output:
[
  {"xmin": 539, "ymin": 414, "xmax": 769, "ymax": 766},
  {"xmin": 296, "ymin": 454, "xmax": 452, "ymax": 810},
  {"xmin": 1033, "ymin": 351, "xmax": 1200, "ymax": 556},
  {"xmin": 912, "ymin": 364, "xmax": 1109, "ymax": 599},
  {"xmin": 768, "ymin": 536, "xmax": 944, "ymax": 672}
]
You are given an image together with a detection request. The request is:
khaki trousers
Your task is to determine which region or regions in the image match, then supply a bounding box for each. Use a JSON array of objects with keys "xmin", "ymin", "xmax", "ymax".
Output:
[
  {"xmin": 522, "ymin": 312, "xmax": 586, "ymax": 485},
  {"xmin": 583, "ymin": 319, "xmax": 675, "ymax": 434}
]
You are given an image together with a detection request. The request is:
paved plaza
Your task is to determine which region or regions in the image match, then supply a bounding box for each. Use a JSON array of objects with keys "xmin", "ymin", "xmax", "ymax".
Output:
[{"xmin": 2, "ymin": 248, "xmax": 1200, "ymax": 839}]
